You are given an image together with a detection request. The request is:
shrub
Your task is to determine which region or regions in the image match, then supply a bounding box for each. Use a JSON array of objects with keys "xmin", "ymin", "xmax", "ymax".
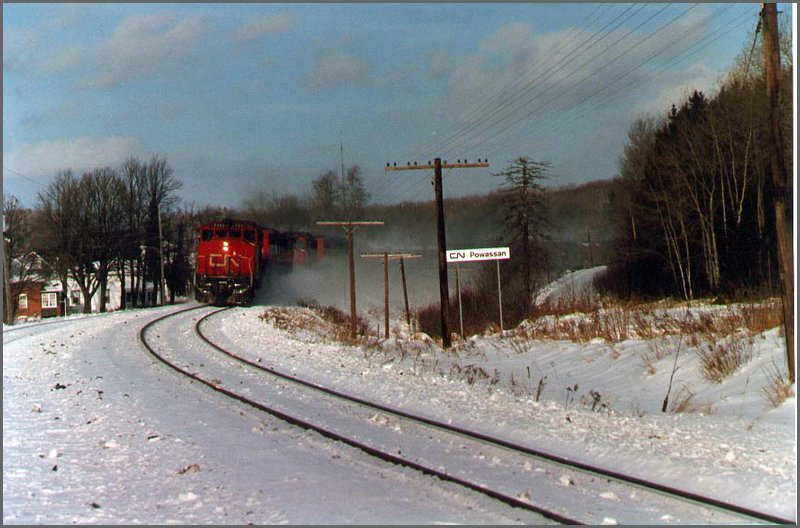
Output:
[
  {"xmin": 696, "ymin": 332, "xmax": 754, "ymax": 383},
  {"xmin": 261, "ymin": 299, "xmax": 371, "ymax": 344},
  {"xmin": 762, "ymin": 362, "xmax": 794, "ymax": 407}
]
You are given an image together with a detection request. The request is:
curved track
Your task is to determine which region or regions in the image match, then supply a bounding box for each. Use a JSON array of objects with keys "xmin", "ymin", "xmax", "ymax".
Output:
[{"xmin": 140, "ymin": 305, "xmax": 794, "ymax": 525}]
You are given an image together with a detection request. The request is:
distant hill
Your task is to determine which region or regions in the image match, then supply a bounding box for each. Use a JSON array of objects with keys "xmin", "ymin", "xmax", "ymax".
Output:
[{"xmin": 359, "ymin": 178, "xmax": 622, "ymax": 276}]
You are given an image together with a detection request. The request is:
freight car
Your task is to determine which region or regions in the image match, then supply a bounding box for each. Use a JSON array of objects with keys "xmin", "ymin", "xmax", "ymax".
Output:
[{"xmin": 194, "ymin": 219, "xmax": 324, "ymax": 305}]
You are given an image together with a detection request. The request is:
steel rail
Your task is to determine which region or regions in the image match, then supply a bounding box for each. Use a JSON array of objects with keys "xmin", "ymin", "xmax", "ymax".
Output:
[
  {"xmin": 140, "ymin": 305, "xmax": 581, "ymax": 525},
  {"xmin": 195, "ymin": 307, "xmax": 795, "ymax": 526}
]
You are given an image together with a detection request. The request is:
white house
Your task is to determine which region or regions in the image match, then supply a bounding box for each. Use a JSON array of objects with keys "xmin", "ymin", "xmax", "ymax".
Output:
[{"xmin": 53, "ymin": 275, "xmax": 165, "ymax": 314}]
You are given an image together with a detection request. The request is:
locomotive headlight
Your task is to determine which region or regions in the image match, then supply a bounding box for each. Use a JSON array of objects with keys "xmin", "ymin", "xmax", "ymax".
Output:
[{"xmin": 223, "ymin": 241, "xmax": 229, "ymax": 252}]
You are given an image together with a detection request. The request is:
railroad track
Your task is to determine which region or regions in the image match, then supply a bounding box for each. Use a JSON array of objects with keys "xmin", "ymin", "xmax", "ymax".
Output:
[{"xmin": 140, "ymin": 305, "xmax": 794, "ymax": 525}]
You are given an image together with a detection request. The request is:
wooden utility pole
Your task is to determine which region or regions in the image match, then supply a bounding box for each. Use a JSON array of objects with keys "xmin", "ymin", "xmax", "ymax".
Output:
[
  {"xmin": 361, "ymin": 252, "xmax": 422, "ymax": 338},
  {"xmin": 761, "ymin": 3, "xmax": 794, "ymax": 382},
  {"xmin": 317, "ymin": 220, "xmax": 383, "ymax": 340},
  {"xmin": 399, "ymin": 257, "xmax": 411, "ymax": 327},
  {"xmin": 385, "ymin": 158, "xmax": 489, "ymax": 348}
]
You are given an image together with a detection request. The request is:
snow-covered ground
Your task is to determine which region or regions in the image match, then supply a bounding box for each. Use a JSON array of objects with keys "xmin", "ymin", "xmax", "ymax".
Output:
[
  {"xmin": 533, "ymin": 266, "xmax": 607, "ymax": 307},
  {"xmin": 3, "ymin": 272, "xmax": 797, "ymax": 524}
]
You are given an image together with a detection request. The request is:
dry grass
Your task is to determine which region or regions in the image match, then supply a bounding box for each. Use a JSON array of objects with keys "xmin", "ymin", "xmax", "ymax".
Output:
[
  {"xmin": 696, "ymin": 331, "xmax": 754, "ymax": 383},
  {"xmin": 512, "ymin": 298, "xmax": 782, "ymax": 347},
  {"xmin": 259, "ymin": 299, "xmax": 371, "ymax": 345},
  {"xmin": 449, "ymin": 363, "xmax": 497, "ymax": 385},
  {"xmin": 669, "ymin": 386, "xmax": 713, "ymax": 414},
  {"xmin": 640, "ymin": 351, "xmax": 658, "ymax": 376},
  {"xmin": 762, "ymin": 362, "xmax": 795, "ymax": 407}
]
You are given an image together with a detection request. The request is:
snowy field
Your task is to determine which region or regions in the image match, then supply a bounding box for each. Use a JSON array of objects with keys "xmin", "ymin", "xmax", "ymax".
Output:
[{"xmin": 2, "ymin": 271, "xmax": 797, "ymax": 524}]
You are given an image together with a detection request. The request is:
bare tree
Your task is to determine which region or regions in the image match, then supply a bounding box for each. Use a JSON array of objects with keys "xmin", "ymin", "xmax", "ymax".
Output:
[
  {"xmin": 4, "ymin": 195, "xmax": 41, "ymax": 319},
  {"xmin": 343, "ymin": 165, "xmax": 370, "ymax": 219},
  {"xmin": 38, "ymin": 170, "xmax": 81, "ymax": 314},
  {"xmin": 142, "ymin": 156, "xmax": 182, "ymax": 306},
  {"xmin": 163, "ymin": 208, "xmax": 193, "ymax": 304},
  {"xmin": 119, "ymin": 157, "xmax": 149, "ymax": 308},
  {"xmin": 82, "ymin": 168, "xmax": 126, "ymax": 312},
  {"xmin": 3, "ymin": 195, "xmax": 32, "ymax": 259},
  {"xmin": 311, "ymin": 169, "xmax": 342, "ymax": 220}
]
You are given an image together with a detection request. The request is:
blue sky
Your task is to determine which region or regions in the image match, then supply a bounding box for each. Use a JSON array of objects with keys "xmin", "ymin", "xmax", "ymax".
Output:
[{"xmin": 2, "ymin": 3, "xmax": 781, "ymax": 209}]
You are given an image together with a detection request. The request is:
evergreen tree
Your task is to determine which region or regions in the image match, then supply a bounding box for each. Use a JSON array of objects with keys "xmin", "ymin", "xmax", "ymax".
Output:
[{"xmin": 494, "ymin": 157, "xmax": 550, "ymax": 311}]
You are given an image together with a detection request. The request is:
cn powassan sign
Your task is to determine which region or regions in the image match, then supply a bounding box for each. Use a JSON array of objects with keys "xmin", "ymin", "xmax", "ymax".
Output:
[{"xmin": 446, "ymin": 247, "xmax": 510, "ymax": 263}]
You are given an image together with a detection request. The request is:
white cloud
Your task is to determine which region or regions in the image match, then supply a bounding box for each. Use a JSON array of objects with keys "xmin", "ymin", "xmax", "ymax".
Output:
[
  {"xmin": 5, "ymin": 11, "xmax": 208, "ymax": 88},
  {"xmin": 235, "ymin": 11, "xmax": 298, "ymax": 42},
  {"xmin": 629, "ymin": 62, "xmax": 716, "ymax": 120},
  {"xmin": 306, "ymin": 51, "xmax": 372, "ymax": 94},
  {"xmin": 439, "ymin": 8, "xmax": 721, "ymax": 143},
  {"xmin": 83, "ymin": 12, "xmax": 207, "ymax": 88},
  {"xmin": 5, "ymin": 136, "xmax": 140, "ymax": 182},
  {"xmin": 478, "ymin": 22, "xmax": 538, "ymax": 62},
  {"xmin": 2, "ymin": 27, "xmax": 42, "ymax": 73}
]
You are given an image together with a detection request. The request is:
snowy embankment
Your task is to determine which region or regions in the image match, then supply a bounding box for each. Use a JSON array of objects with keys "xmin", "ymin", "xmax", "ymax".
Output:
[
  {"xmin": 210, "ymin": 302, "xmax": 796, "ymax": 521},
  {"xmin": 2, "ymin": 269, "xmax": 797, "ymax": 523},
  {"xmin": 533, "ymin": 265, "xmax": 607, "ymax": 307}
]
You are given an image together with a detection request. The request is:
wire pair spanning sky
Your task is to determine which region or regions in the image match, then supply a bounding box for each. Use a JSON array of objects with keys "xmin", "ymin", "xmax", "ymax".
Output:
[{"xmin": 2, "ymin": 3, "xmax": 782, "ymax": 210}]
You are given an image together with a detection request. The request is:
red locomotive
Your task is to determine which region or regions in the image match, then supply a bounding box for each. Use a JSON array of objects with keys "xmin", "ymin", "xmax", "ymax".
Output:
[{"xmin": 194, "ymin": 219, "xmax": 324, "ymax": 305}]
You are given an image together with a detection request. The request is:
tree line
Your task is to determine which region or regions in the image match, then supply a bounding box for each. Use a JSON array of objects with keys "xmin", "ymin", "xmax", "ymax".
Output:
[
  {"xmin": 600, "ymin": 26, "xmax": 793, "ymax": 302},
  {"xmin": 4, "ymin": 156, "xmax": 191, "ymax": 316},
  {"xmin": 3, "ymin": 159, "xmax": 372, "ymax": 319},
  {"xmin": 240, "ymin": 164, "xmax": 370, "ymax": 231}
]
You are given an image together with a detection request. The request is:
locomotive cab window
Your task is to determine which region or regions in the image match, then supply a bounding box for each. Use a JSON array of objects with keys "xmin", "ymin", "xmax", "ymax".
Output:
[
  {"xmin": 230, "ymin": 229, "xmax": 241, "ymax": 239},
  {"xmin": 244, "ymin": 230, "xmax": 255, "ymax": 242},
  {"xmin": 215, "ymin": 230, "xmax": 228, "ymax": 238},
  {"xmin": 201, "ymin": 229, "xmax": 212, "ymax": 241}
]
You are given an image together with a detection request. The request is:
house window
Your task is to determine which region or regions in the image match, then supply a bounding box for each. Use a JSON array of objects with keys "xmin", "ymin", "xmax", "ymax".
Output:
[
  {"xmin": 42, "ymin": 293, "xmax": 58, "ymax": 309},
  {"xmin": 71, "ymin": 292, "xmax": 81, "ymax": 305},
  {"xmin": 18, "ymin": 294, "xmax": 28, "ymax": 310}
]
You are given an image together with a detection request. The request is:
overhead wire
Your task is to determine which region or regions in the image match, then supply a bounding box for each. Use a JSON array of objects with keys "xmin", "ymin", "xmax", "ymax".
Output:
[
  {"xmin": 413, "ymin": 4, "xmax": 652, "ymax": 164},
  {"xmin": 395, "ymin": 4, "xmax": 694, "ymax": 203},
  {"xmin": 442, "ymin": 3, "xmax": 696, "ymax": 160},
  {"xmin": 371, "ymin": 3, "xmax": 748, "ymax": 206},
  {"xmin": 489, "ymin": 4, "xmax": 753, "ymax": 161},
  {"xmin": 366, "ymin": 5, "xmax": 614, "ymax": 205},
  {"xmin": 369, "ymin": 4, "xmax": 644, "ymax": 205},
  {"xmin": 3, "ymin": 165, "xmax": 46, "ymax": 188},
  {"xmin": 411, "ymin": 3, "xmax": 632, "ymax": 162},
  {"xmin": 405, "ymin": 4, "xmax": 748, "ymax": 203}
]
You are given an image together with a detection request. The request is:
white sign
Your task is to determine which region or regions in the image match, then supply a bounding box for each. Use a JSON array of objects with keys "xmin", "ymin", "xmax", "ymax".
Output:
[{"xmin": 446, "ymin": 246, "xmax": 510, "ymax": 263}]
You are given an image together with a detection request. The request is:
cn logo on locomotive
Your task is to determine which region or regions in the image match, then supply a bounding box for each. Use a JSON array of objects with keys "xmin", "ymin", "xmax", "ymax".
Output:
[{"xmin": 208, "ymin": 253, "xmax": 241, "ymax": 268}]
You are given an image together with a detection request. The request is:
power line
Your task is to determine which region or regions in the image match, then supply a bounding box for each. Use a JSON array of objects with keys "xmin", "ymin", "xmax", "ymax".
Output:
[
  {"xmin": 743, "ymin": 16, "xmax": 762, "ymax": 78},
  {"xmin": 369, "ymin": 5, "xmax": 642, "ymax": 205},
  {"xmin": 443, "ymin": 4, "xmax": 696, "ymax": 159},
  {"xmin": 372, "ymin": 4, "xmax": 750, "ymax": 206},
  {"xmin": 3, "ymin": 166, "xmax": 45, "ymax": 188},
  {"xmin": 382, "ymin": 5, "xmax": 677, "ymax": 205},
  {"xmin": 395, "ymin": 5, "xmax": 705, "ymax": 204},
  {"xmin": 416, "ymin": 4, "xmax": 653, "ymax": 162},
  {"xmin": 489, "ymin": 5, "xmax": 751, "ymax": 161},
  {"xmin": 415, "ymin": 3, "xmax": 629, "ymax": 161}
]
